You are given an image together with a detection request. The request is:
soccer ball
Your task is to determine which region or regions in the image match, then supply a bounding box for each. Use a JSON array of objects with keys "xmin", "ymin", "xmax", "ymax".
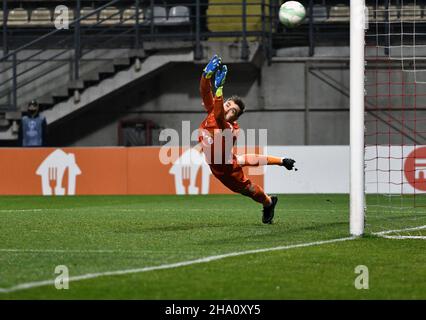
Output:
[{"xmin": 279, "ymin": 1, "xmax": 306, "ymax": 28}]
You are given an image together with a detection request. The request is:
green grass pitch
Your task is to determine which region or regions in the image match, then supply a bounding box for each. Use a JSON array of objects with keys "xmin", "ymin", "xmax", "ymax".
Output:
[{"xmin": 0, "ymin": 194, "xmax": 425, "ymax": 299}]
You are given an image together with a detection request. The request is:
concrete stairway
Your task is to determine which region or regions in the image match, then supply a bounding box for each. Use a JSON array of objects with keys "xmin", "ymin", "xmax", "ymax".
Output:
[
  {"xmin": 0, "ymin": 49, "xmax": 194, "ymax": 140},
  {"xmin": 37, "ymin": 57, "xmax": 134, "ymax": 108}
]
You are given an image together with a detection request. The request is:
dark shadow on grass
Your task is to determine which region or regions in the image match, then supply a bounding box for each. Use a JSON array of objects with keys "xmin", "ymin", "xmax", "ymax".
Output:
[
  {"xmin": 140, "ymin": 223, "xmax": 227, "ymax": 232},
  {"xmin": 197, "ymin": 220, "xmax": 349, "ymax": 246}
]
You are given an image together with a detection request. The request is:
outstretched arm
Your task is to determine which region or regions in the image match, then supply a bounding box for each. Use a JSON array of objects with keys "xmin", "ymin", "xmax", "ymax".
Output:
[
  {"xmin": 200, "ymin": 77, "xmax": 214, "ymax": 113},
  {"xmin": 213, "ymin": 64, "xmax": 228, "ymax": 129}
]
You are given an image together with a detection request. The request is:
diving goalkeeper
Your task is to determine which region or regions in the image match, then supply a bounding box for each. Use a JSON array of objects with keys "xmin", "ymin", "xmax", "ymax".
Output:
[{"xmin": 198, "ymin": 55, "xmax": 296, "ymax": 224}]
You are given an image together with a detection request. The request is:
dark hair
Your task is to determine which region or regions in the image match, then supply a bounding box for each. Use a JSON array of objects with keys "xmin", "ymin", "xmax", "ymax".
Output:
[{"xmin": 228, "ymin": 95, "xmax": 245, "ymax": 117}]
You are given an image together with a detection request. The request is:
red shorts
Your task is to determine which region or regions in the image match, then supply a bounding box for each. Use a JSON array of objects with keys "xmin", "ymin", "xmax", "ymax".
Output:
[{"xmin": 209, "ymin": 155, "xmax": 251, "ymax": 193}]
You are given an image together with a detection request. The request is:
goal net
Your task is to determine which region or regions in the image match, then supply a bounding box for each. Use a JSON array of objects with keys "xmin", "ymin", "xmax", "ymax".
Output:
[{"xmin": 362, "ymin": 0, "xmax": 426, "ymax": 239}]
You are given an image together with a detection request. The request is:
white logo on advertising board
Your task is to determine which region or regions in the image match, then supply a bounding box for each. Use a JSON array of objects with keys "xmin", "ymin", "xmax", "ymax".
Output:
[
  {"xmin": 169, "ymin": 148, "xmax": 211, "ymax": 195},
  {"xmin": 36, "ymin": 149, "xmax": 81, "ymax": 196}
]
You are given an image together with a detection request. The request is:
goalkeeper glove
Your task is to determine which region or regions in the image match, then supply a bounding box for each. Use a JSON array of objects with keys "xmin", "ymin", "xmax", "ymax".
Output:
[
  {"xmin": 203, "ymin": 54, "xmax": 222, "ymax": 79},
  {"xmin": 282, "ymin": 158, "xmax": 297, "ymax": 171},
  {"xmin": 214, "ymin": 64, "xmax": 228, "ymax": 97}
]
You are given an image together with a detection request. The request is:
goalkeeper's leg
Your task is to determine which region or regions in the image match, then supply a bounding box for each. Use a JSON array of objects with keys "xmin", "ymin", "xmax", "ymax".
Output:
[
  {"xmin": 241, "ymin": 182, "xmax": 272, "ymax": 206},
  {"xmin": 214, "ymin": 162, "xmax": 277, "ymax": 223},
  {"xmin": 240, "ymin": 183, "xmax": 278, "ymax": 224},
  {"xmin": 236, "ymin": 154, "xmax": 296, "ymax": 170},
  {"xmin": 218, "ymin": 173, "xmax": 278, "ymax": 224}
]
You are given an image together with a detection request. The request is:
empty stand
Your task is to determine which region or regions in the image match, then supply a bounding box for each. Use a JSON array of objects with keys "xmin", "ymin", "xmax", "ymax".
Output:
[
  {"xmin": 401, "ymin": 5, "xmax": 422, "ymax": 21},
  {"xmin": 80, "ymin": 7, "xmax": 98, "ymax": 26},
  {"xmin": 145, "ymin": 6, "xmax": 167, "ymax": 25},
  {"xmin": 312, "ymin": 5, "xmax": 328, "ymax": 23},
  {"xmin": 328, "ymin": 4, "xmax": 349, "ymax": 23},
  {"xmin": 122, "ymin": 6, "xmax": 144, "ymax": 25},
  {"xmin": 99, "ymin": 6, "xmax": 121, "ymax": 25},
  {"xmin": 7, "ymin": 8, "xmax": 29, "ymax": 26},
  {"xmin": 30, "ymin": 8, "xmax": 52, "ymax": 26},
  {"xmin": 167, "ymin": 6, "xmax": 190, "ymax": 24}
]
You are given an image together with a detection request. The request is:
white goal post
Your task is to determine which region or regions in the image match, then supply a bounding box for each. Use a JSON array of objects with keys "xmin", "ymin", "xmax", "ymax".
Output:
[{"xmin": 350, "ymin": 0, "xmax": 366, "ymax": 236}]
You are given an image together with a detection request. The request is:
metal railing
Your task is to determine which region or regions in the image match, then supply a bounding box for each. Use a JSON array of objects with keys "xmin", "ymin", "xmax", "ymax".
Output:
[
  {"xmin": 0, "ymin": 0, "xmax": 145, "ymax": 110},
  {"xmin": 0, "ymin": 0, "xmax": 351, "ymax": 111}
]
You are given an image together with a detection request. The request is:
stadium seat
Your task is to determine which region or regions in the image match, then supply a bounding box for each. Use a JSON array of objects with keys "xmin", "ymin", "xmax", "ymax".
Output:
[
  {"xmin": 374, "ymin": 6, "xmax": 389, "ymax": 22},
  {"xmin": 167, "ymin": 6, "xmax": 190, "ymax": 24},
  {"xmin": 366, "ymin": 5, "xmax": 375, "ymax": 23},
  {"xmin": 401, "ymin": 5, "xmax": 422, "ymax": 21},
  {"xmin": 388, "ymin": 5, "xmax": 400, "ymax": 21},
  {"xmin": 122, "ymin": 6, "xmax": 145, "ymax": 25},
  {"xmin": 207, "ymin": 0, "xmax": 263, "ymax": 41},
  {"xmin": 304, "ymin": 5, "xmax": 328, "ymax": 23},
  {"xmin": 374, "ymin": 5, "xmax": 400, "ymax": 22},
  {"xmin": 145, "ymin": 6, "xmax": 167, "ymax": 25},
  {"xmin": 328, "ymin": 5, "xmax": 349, "ymax": 23},
  {"xmin": 30, "ymin": 8, "xmax": 52, "ymax": 25},
  {"xmin": 372, "ymin": 5, "xmax": 420, "ymax": 22},
  {"xmin": 7, "ymin": 8, "xmax": 29, "ymax": 26},
  {"xmin": 80, "ymin": 7, "xmax": 98, "ymax": 25},
  {"xmin": 99, "ymin": 6, "xmax": 121, "ymax": 25}
]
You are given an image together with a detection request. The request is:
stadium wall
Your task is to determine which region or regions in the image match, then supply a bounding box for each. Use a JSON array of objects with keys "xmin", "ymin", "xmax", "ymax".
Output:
[
  {"xmin": 264, "ymin": 146, "xmax": 349, "ymax": 194},
  {"xmin": 45, "ymin": 54, "xmax": 350, "ymax": 147},
  {"xmin": 6, "ymin": 46, "xmax": 421, "ymax": 147}
]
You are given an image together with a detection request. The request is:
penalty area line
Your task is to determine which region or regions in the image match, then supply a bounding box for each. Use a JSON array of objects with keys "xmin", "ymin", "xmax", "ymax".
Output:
[{"xmin": 0, "ymin": 236, "xmax": 356, "ymax": 294}]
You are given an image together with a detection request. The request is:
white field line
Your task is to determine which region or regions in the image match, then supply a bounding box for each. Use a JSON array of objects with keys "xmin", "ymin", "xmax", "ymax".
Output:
[
  {"xmin": 1, "ymin": 225, "xmax": 425, "ymax": 294},
  {"xmin": 2, "ymin": 208, "xmax": 426, "ymax": 214},
  {"xmin": 378, "ymin": 235, "xmax": 426, "ymax": 239},
  {"xmin": 0, "ymin": 208, "xmax": 346, "ymax": 213},
  {"xmin": 0, "ymin": 208, "xmax": 149, "ymax": 213},
  {"xmin": 0, "ymin": 209, "xmax": 44, "ymax": 213},
  {"xmin": 0, "ymin": 248, "xmax": 120, "ymax": 253},
  {"xmin": 0, "ymin": 248, "xmax": 175, "ymax": 254},
  {"xmin": 373, "ymin": 225, "xmax": 426, "ymax": 235},
  {"xmin": 3, "ymin": 224, "xmax": 425, "ymax": 254},
  {"xmin": 373, "ymin": 225, "xmax": 426, "ymax": 240},
  {"xmin": 0, "ymin": 236, "xmax": 356, "ymax": 294}
]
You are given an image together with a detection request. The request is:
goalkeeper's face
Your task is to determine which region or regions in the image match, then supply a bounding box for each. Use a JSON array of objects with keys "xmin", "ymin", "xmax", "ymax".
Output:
[{"xmin": 224, "ymin": 100, "xmax": 241, "ymax": 123}]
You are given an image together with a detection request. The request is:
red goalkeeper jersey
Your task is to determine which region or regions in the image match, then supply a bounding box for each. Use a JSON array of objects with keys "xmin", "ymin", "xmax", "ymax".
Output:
[
  {"xmin": 197, "ymin": 76, "xmax": 251, "ymax": 193},
  {"xmin": 198, "ymin": 76, "xmax": 239, "ymax": 169}
]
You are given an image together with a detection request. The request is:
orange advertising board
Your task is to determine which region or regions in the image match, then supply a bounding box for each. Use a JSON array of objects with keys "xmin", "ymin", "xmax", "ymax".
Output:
[{"xmin": 0, "ymin": 147, "xmax": 264, "ymax": 195}]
